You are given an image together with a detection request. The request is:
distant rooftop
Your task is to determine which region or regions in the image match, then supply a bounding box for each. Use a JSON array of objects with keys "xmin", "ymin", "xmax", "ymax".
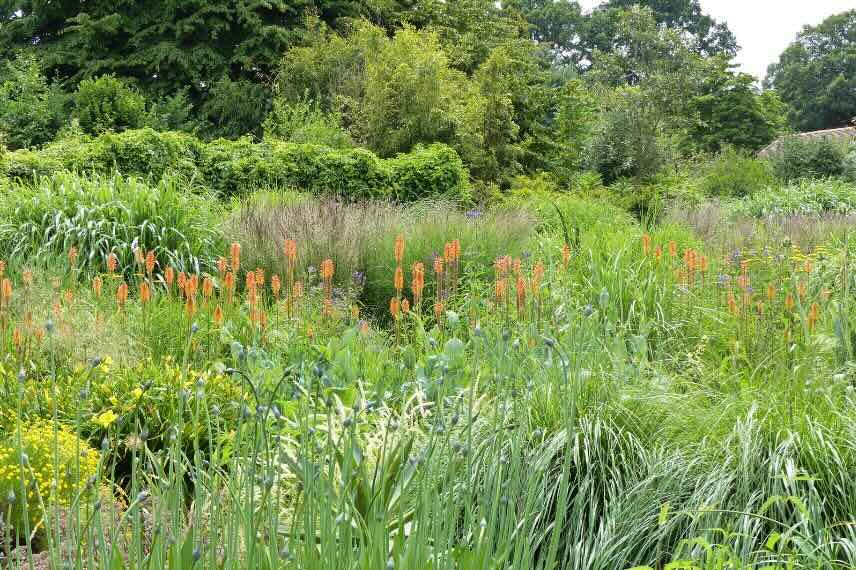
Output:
[{"xmin": 759, "ymin": 125, "xmax": 856, "ymax": 157}]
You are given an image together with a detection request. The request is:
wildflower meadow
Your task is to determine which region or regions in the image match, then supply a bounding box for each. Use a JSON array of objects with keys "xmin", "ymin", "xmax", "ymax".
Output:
[
  {"xmin": 1, "ymin": 3, "xmax": 855, "ymax": 568},
  {"xmin": 0, "ymin": 173, "xmax": 852, "ymax": 570}
]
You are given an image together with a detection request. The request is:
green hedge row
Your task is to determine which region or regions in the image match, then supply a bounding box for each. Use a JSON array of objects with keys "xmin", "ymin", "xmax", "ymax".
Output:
[{"xmin": 0, "ymin": 128, "xmax": 470, "ymax": 201}]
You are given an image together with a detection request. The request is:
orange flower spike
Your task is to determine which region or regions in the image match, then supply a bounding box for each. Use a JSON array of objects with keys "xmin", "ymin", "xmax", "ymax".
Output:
[
  {"xmin": 443, "ymin": 242, "xmax": 453, "ymax": 264},
  {"xmin": 641, "ymin": 233, "xmax": 651, "ymax": 256},
  {"xmin": 1, "ymin": 278, "xmax": 12, "ymax": 302},
  {"xmin": 217, "ymin": 257, "xmax": 227, "ymax": 277},
  {"xmin": 107, "ymin": 253, "xmax": 118, "ymax": 274},
  {"xmin": 12, "ymin": 327, "xmax": 22, "ymax": 350},
  {"xmin": 177, "ymin": 271, "xmax": 187, "ymax": 292},
  {"xmin": 164, "ymin": 266, "xmax": 175, "ymax": 290},
  {"xmin": 139, "ymin": 282, "xmax": 151, "ymax": 305},
  {"xmin": 515, "ymin": 276, "xmax": 527, "ymax": 317},
  {"xmin": 766, "ymin": 284, "xmax": 776, "ymax": 302},
  {"xmin": 245, "ymin": 271, "xmax": 256, "ymax": 293},
  {"xmin": 116, "ymin": 282, "xmax": 129, "ymax": 309},
  {"xmin": 433, "ymin": 301, "xmax": 444, "ymax": 321},
  {"xmin": 668, "ymin": 240, "xmax": 677, "ymax": 258},
  {"xmin": 808, "ymin": 301, "xmax": 820, "ymax": 323},
  {"xmin": 740, "ymin": 260, "xmax": 749, "ymax": 275},
  {"xmin": 654, "ymin": 245, "xmax": 663, "ymax": 262},
  {"xmin": 230, "ymin": 243, "xmax": 241, "ymax": 273},
  {"xmin": 411, "ymin": 262, "xmax": 425, "ymax": 303},
  {"xmin": 401, "ymin": 298, "xmax": 410, "ymax": 315},
  {"xmin": 224, "ymin": 272, "xmax": 235, "ymax": 302},
  {"xmin": 320, "ymin": 259, "xmax": 335, "ymax": 282},
  {"xmin": 513, "ymin": 258, "xmax": 522, "ymax": 276},
  {"xmin": 433, "ymin": 256, "xmax": 444, "ymax": 275},
  {"xmin": 394, "ymin": 234, "xmax": 405, "ymax": 264},
  {"xmin": 284, "ymin": 239, "xmax": 297, "ymax": 265},
  {"xmin": 0, "ymin": 260, "xmax": 5, "ymax": 276},
  {"xmin": 803, "ymin": 259, "xmax": 812, "ymax": 274},
  {"xmin": 92, "ymin": 276, "xmax": 103, "ymax": 298},
  {"xmin": 452, "ymin": 239, "xmax": 461, "ymax": 262},
  {"xmin": 785, "ymin": 292, "xmax": 795, "ymax": 312},
  {"xmin": 350, "ymin": 305, "xmax": 360, "ymax": 320},
  {"xmin": 687, "ymin": 250, "xmax": 697, "ymax": 272},
  {"xmin": 531, "ymin": 262, "xmax": 545, "ymax": 295},
  {"xmin": 255, "ymin": 267, "xmax": 265, "ymax": 289},
  {"xmin": 726, "ymin": 290, "xmax": 738, "ymax": 315},
  {"xmin": 213, "ymin": 304, "xmax": 224, "ymax": 326},
  {"xmin": 495, "ymin": 277, "xmax": 507, "ymax": 302},
  {"xmin": 145, "ymin": 250, "xmax": 155, "ymax": 276},
  {"xmin": 271, "ymin": 275, "xmax": 281, "ymax": 299},
  {"xmin": 390, "ymin": 297, "xmax": 401, "ymax": 321},
  {"xmin": 187, "ymin": 274, "xmax": 199, "ymax": 299},
  {"xmin": 202, "ymin": 277, "xmax": 214, "ymax": 300},
  {"xmin": 394, "ymin": 266, "xmax": 404, "ymax": 293}
]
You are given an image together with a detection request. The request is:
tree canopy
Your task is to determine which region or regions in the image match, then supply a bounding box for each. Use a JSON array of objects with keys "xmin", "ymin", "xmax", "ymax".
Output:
[{"xmin": 766, "ymin": 10, "xmax": 856, "ymax": 131}]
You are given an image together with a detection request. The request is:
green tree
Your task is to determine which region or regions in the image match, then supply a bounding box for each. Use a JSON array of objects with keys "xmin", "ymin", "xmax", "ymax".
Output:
[
  {"xmin": 603, "ymin": 0, "xmax": 737, "ymax": 57},
  {"xmin": 587, "ymin": 86, "xmax": 671, "ymax": 183},
  {"xmin": 585, "ymin": 7, "xmax": 704, "ymax": 181},
  {"xmin": 0, "ymin": 52, "xmax": 68, "ymax": 149},
  {"xmin": 765, "ymin": 10, "xmax": 856, "ymax": 131},
  {"xmin": 687, "ymin": 61, "xmax": 786, "ymax": 153},
  {"xmin": 362, "ymin": 26, "xmax": 463, "ymax": 157},
  {"xmin": 0, "ymin": 1, "xmax": 367, "ymax": 136}
]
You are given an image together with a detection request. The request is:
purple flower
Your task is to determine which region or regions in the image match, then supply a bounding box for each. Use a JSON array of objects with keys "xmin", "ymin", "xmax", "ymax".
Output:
[
  {"xmin": 717, "ymin": 274, "xmax": 731, "ymax": 288},
  {"xmin": 465, "ymin": 210, "xmax": 482, "ymax": 219},
  {"xmin": 730, "ymin": 250, "xmax": 742, "ymax": 266}
]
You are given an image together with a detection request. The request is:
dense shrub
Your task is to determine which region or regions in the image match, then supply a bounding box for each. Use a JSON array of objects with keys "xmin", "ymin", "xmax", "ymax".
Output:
[
  {"xmin": 73, "ymin": 75, "xmax": 148, "ymax": 135},
  {"xmin": 263, "ymin": 98, "xmax": 353, "ymax": 148},
  {"xmin": 768, "ymin": 136, "xmax": 846, "ymax": 181},
  {"xmin": 587, "ymin": 87, "xmax": 670, "ymax": 184},
  {"xmin": 1, "ymin": 129, "xmax": 470, "ymax": 202},
  {"xmin": 701, "ymin": 148, "xmax": 776, "ymax": 197},
  {"xmin": 388, "ymin": 144, "xmax": 470, "ymax": 202},
  {"xmin": 200, "ymin": 76, "xmax": 271, "ymax": 139}
]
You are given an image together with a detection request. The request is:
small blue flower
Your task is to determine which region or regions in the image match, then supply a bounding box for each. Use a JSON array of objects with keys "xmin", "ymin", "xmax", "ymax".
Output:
[
  {"xmin": 730, "ymin": 250, "xmax": 742, "ymax": 266},
  {"xmin": 465, "ymin": 210, "xmax": 482, "ymax": 219}
]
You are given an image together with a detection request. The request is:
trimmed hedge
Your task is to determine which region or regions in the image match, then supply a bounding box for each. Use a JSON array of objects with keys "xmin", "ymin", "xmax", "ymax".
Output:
[{"xmin": 1, "ymin": 128, "xmax": 470, "ymax": 202}]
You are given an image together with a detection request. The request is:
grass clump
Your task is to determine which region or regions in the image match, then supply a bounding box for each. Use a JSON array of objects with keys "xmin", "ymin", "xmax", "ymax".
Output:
[{"xmin": 0, "ymin": 172, "xmax": 222, "ymax": 277}]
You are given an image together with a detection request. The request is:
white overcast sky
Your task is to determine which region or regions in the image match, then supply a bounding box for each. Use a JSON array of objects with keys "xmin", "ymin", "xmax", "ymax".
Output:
[{"xmin": 578, "ymin": 1, "xmax": 855, "ymax": 79}]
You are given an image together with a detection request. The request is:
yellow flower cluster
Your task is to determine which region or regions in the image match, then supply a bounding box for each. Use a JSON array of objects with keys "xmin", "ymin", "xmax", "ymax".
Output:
[{"xmin": 0, "ymin": 422, "xmax": 100, "ymax": 530}]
